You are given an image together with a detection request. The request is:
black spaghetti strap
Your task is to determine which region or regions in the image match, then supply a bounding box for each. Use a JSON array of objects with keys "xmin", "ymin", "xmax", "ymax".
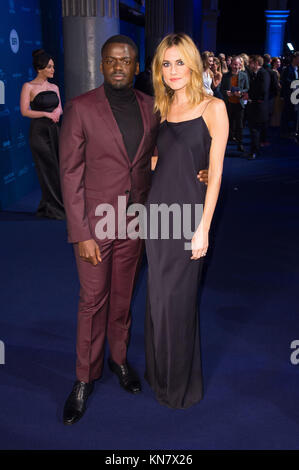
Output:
[{"xmin": 201, "ymin": 99, "xmax": 213, "ymax": 117}]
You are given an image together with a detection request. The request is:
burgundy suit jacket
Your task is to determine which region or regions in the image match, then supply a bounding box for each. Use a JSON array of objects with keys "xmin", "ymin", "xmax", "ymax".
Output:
[{"xmin": 59, "ymin": 85, "xmax": 159, "ymax": 243}]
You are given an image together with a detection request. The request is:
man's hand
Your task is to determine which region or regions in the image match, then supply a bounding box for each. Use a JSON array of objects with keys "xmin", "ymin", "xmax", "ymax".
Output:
[
  {"xmin": 197, "ymin": 169, "xmax": 208, "ymax": 186},
  {"xmin": 78, "ymin": 239, "xmax": 102, "ymax": 266}
]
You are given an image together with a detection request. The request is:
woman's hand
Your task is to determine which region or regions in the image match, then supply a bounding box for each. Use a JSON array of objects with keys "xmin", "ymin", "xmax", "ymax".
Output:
[
  {"xmin": 191, "ymin": 223, "xmax": 209, "ymax": 260},
  {"xmin": 45, "ymin": 109, "xmax": 60, "ymax": 123}
]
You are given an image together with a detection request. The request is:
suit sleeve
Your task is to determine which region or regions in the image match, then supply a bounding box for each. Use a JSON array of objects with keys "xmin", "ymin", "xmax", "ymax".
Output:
[
  {"xmin": 257, "ymin": 71, "xmax": 269, "ymax": 101},
  {"xmin": 59, "ymin": 100, "xmax": 92, "ymax": 243},
  {"xmin": 242, "ymin": 73, "xmax": 249, "ymax": 93}
]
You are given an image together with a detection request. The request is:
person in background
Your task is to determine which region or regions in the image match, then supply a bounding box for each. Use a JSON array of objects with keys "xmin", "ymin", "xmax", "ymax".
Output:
[
  {"xmin": 246, "ymin": 55, "xmax": 271, "ymax": 160},
  {"xmin": 240, "ymin": 53, "xmax": 251, "ymax": 80},
  {"xmin": 239, "ymin": 56, "xmax": 245, "ymax": 72},
  {"xmin": 280, "ymin": 51, "xmax": 299, "ymax": 139},
  {"xmin": 218, "ymin": 53, "xmax": 228, "ymax": 74},
  {"xmin": 202, "ymin": 51, "xmax": 214, "ymax": 96},
  {"xmin": 20, "ymin": 50, "xmax": 65, "ymax": 220},
  {"xmin": 240, "ymin": 53, "xmax": 251, "ymax": 127},
  {"xmin": 261, "ymin": 53, "xmax": 279, "ymax": 146},
  {"xmin": 211, "ymin": 57, "xmax": 223, "ymax": 99},
  {"xmin": 271, "ymin": 56, "xmax": 281, "ymax": 76},
  {"xmin": 226, "ymin": 56, "xmax": 232, "ymax": 70},
  {"xmin": 220, "ymin": 55, "xmax": 249, "ymax": 152},
  {"xmin": 134, "ymin": 56, "xmax": 154, "ymax": 96},
  {"xmin": 270, "ymin": 57, "xmax": 283, "ymax": 127}
]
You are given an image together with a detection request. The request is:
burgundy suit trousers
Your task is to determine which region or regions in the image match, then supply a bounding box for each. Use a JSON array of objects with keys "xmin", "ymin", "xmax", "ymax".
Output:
[{"xmin": 74, "ymin": 216, "xmax": 144, "ymax": 383}]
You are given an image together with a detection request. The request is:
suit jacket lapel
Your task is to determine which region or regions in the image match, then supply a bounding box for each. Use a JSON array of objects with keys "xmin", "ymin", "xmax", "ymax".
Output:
[
  {"xmin": 132, "ymin": 90, "xmax": 149, "ymax": 165},
  {"xmin": 95, "ymin": 85, "xmax": 150, "ymax": 166},
  {"xmin": 95, "ymin": 85, "xmax": 131, "ymax": 165}
]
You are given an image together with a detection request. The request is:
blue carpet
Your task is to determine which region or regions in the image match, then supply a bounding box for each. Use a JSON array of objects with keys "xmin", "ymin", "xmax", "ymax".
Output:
[{"xmin": 0, "ymin": 129, "xmax": 299, "ymax": 450}]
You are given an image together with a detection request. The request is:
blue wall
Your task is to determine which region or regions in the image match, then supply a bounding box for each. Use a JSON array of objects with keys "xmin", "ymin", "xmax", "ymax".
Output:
[
  {"xmin": 0, "ymin": 0, "xmax": 43, "ymax": 209},
  {"xmin": 0, "ymin": 0, "xmax": 144, "ymax": 209}
]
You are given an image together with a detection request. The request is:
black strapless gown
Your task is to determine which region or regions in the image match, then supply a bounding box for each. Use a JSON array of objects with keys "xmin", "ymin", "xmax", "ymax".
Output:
[
  {"xmin": 145, "ymin": 116, "xmax": 211, "ymax": 409},
  {"xmin": 29, "ymin": 91, "xmax": 65, "ymax": 219}
]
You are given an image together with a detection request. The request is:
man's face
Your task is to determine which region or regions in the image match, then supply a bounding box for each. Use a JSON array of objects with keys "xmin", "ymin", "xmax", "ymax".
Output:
[
  {"xmin": 231, "ymin": 59, "xmax": 241, "ymax": 75},
  {"xmin": 249, "ymin": 60, "xmax": 259, "ymax": 73},
  {"xmin": 101, "ymin": 42, "xmax": 139, "ymax": 89}
]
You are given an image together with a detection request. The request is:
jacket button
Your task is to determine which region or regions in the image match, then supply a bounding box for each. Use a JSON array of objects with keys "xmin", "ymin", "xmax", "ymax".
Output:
[{"xmin": 125, "ymin": 190, "xmax": 130, "ymax": 194}]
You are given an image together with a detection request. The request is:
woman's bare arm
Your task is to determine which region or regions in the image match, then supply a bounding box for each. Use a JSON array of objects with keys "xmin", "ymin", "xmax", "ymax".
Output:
[
  {"xmin": 200, "ymin": 98, "xmax": 228, "ymax": 231},
  {"xmin": 191, "ymin": 98, "xmax": 228, "ymax": 259},
  {"xmin": 20, "ymin": 83, "xmax": 46, "ymax": 119},
  {"xmin": 54, "ymin": 84, "xmax": 63, "ymax": 116}
]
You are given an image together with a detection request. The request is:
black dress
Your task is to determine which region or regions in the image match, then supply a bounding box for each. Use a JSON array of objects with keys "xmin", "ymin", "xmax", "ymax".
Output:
[
  {"xmin": 145, "ymin": 111, "xmax": 211, "ymax": 409},
  {"xmin": 29, "ymin": 90, "xmax": 65, "ymax": 219}
]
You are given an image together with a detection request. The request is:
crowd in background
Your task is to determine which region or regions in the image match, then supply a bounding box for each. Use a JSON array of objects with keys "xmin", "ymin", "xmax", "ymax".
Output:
[{"xmin": 135, "ymin": 50, "xmax": 299, "ymax": 160}]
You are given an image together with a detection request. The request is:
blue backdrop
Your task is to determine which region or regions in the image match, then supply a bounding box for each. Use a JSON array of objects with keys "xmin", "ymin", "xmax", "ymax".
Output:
[
  {"xmin": 0, "ymin": 0, "xmax": 43, "ymax": 209},
  {"xmin": 0, "ymin": 0, "xmax": 145, "ymax": 210}
]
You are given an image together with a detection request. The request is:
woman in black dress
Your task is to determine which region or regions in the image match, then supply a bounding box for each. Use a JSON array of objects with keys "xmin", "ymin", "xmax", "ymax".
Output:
[
  {"xmin": 145, "ymin": 34, "xmax": 229, "ymax": 409},
  {"xmin": 20, "ymin": 49, "xmax": 65, "ymax": 219}
]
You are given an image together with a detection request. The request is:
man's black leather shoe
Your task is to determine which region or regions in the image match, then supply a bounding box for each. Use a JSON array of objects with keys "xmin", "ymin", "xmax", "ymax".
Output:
[
  {"xmin": 247, "ymin": 153, "xmax": 257, "ymax": 160},
  {"xmin": 108, "ymin": 357, "xmax": 141, "ymax": 394},
  {"xmin": 63, "ymin": 380, "xmax": 94, "ymax": 425}
]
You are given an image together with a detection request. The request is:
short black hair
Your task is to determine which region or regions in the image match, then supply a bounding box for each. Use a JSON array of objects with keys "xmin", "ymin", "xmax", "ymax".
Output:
[
  {"xmin": 32, "ymin": 49, "xmax": 53, "ymax": 72},
  {"xmin": 101, "ymin": 35, "xmax": 139, "ymax": 60}
]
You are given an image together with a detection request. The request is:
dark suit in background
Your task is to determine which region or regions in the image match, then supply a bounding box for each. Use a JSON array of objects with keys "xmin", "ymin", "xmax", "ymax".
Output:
[
  {"xmin": 247, "ymin": 67, "xmax": 271, "ymax": 154},
  {"xmin": 261, "ymin": 64, "xmax": 280, "ymax": 142}
]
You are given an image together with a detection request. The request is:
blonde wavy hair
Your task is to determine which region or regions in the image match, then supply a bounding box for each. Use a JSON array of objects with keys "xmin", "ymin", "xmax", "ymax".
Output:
[{"xmin": 152, "ymin": 33, "xmax": 208, "ymax": 117}]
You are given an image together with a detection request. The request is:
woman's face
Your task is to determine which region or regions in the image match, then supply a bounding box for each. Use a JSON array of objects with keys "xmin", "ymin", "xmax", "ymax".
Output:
[
  {"xmin": 162, "ymin": 46, "xmax": 191, "ymax": 91},
  {"xmin": 211, "ymin": 61, "xmax": 217, "ymax": 73},
  {"xmin": 40, "ymin": 59, "xmax": 55, "ymax": 79}
]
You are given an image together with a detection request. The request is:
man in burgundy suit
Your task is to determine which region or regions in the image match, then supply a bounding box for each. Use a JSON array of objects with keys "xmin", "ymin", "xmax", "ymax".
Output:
[
  {"xmin": 59, "ymin": 35, "xmax": 160, "ymax": 425},
  {"xmin": 59, "ymin": 35, "xmax": 208, "ymax": 425}
]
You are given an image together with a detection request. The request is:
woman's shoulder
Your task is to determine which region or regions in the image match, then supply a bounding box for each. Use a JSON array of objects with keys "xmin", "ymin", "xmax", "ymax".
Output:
[
  {"xmin": 201, "ymin": 96, "xmax": 223, "ymax": 109},
  {"xmin": 201, "ymin": 97, "xmax": 226, "ymax": 119},
  {"xmin": 206, "ymin": 96, "xmax": 225, "ymax": 107}
]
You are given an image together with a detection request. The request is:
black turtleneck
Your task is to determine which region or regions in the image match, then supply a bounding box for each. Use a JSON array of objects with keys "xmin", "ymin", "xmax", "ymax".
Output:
[{"xmin": 104, "ymin": 83, "xmax": 144, "ymax": 163}]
